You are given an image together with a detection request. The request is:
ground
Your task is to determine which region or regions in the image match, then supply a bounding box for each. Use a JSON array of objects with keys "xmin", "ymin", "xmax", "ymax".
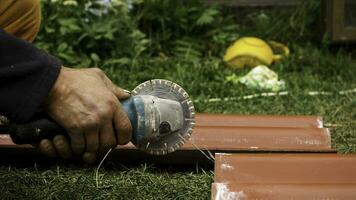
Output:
[{"xmin": 1, "ymin": 1, "xmax": 356, "ymax": 200}]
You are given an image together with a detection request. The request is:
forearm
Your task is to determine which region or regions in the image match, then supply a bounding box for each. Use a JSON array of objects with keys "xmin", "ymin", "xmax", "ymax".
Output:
[{"xmin": 0, "ymin": 29, "xmax": 61, "ymax": 122}]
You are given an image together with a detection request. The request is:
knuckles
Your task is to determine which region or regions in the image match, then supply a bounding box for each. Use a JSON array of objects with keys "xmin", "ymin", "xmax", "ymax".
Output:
[
  {"xmin": 53, "ymin": 135, "xmax": 66, "ymax": 149},
  {"xmin": 66, "ymin": 97, "xmax": 117, "ymax": 131},
  {"xmin": 82, "ymin": 116, "xmax": 100, "ymax": 130},
  {"xmin": 90, "ymin": 67, "xmax": 102, "ymax": 73},
  {"xmin": 89, "ymin": 67, "xmax": 105, "ymax": 78},
  {"xmin": 39, "ymin": 140, "xmax": 52, "ymax": 151},
  {"xmin": 67, "ymin": 118, "xmax": 99, "ymax": 132},
  {"xmin": 96, "ymin": 99, "xmax": 116, "ymax": 119}
]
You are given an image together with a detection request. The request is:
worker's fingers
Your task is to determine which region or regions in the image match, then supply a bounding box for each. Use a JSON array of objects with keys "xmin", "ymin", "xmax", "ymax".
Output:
[
  {"xmin": 53, "ymin": 135, "xmax": 73, "ymax": 159},
  {"xmin": 113, "ymin": 105, "xmax": 132, "ymax": 145},
  {"xmin": 69, "ymin": 131, "xmax": 85, "ymax": 155},
  {"xmin": 102, "ymin": 76, "xmax": 131, "ymax": 100},
  {"xmin": 99, "ymin": 122, "xmax": 117, "ymax": 154},
  {"xmin": 84, "ymin": 129, "xmax": 99, "ymax": 153},
  {"xmin": 111, "ymin": 85, "xmax": 131, "ymax": 100},
  {"xmin": 38, "ymin": 139, "xmax": 57, "ymax": 158},
  {"xmin": 82, "ymin": 152, "xmax": 97, "ymax": 163},
  {"xmin": 89, "ymin": 67, "xmax": 131, "ymax": 100}
]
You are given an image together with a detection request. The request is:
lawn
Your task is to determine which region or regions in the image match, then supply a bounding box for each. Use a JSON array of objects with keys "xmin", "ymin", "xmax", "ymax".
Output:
[{"xmin": 0, "ymin": 1, "xmax": 355, "ymax": 199}]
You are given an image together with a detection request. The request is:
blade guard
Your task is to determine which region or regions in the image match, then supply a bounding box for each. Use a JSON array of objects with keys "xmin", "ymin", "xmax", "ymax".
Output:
[{"xmin": 125, "ymin": 79, "xmax": 195, "ymax": 155}]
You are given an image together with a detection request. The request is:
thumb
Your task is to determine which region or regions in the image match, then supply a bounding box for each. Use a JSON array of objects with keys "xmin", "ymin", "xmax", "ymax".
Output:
[
  {"xmin": 111, "ymin": 85, "xmax": 131, "ymax": 100},
  {"xmin": 100, "ymin": 74, "xmax": 131, "ymax": 100}
]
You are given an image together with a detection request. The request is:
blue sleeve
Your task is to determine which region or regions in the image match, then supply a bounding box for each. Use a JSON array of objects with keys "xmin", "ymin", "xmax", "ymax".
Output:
[{"xmin": 0, "ymin": 29, "xmax": 61, "ymax": 122}]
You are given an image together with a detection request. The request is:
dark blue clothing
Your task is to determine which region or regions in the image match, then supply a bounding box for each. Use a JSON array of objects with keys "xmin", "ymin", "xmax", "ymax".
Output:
[{"xmin": 0, "ymin": 29, "xmax": 61, "ymax": 122}]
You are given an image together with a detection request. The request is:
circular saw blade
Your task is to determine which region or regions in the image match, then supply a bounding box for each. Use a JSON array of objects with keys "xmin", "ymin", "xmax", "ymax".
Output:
[{"xmin": 131, "ymin": 79, "xmax": 195, "ymax": 155}]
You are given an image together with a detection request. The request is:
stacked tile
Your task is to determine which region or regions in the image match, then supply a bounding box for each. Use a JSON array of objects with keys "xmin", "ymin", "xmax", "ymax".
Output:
[
  {"xmin": 0, "ymin": 113, "xmax": 333, "ymax": 162},
  {"xmin": 203, "ymin": 114, "xmax": 356, "ymax": 199},
  {"xmin": 212, "ymin": 153, "xmax": 356, "ymax": 199}
]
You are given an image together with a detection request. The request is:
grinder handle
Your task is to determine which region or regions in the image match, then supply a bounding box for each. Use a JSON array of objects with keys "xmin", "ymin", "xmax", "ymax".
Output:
[
  {"xmin": 9, "ymin": 118, "xmax": 67, "ymax": 144},
  {"xmin": 9, "ymin": 97, "xmax": 136, "ymax": 144}
]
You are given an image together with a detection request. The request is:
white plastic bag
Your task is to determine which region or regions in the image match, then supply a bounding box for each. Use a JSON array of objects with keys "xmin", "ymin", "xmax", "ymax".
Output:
[{"xmin": 226, "ymin": 65, "xmax": 285, "ymax": 92}]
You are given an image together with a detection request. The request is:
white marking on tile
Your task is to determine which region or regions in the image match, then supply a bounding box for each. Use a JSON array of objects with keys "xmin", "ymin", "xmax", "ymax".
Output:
[
  {"xmin": 221, "ymin": 164, "xmax": 234, "ymax": 171},
  {"xmin": 215, "ymin": 183, "xmax": 246, "ymax": 200}
]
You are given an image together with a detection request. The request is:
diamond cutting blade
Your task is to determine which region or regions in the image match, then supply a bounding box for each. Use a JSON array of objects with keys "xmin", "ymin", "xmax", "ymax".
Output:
[{"xmin": 131, "ymin": 79, "xmax": 195, "ymax": 155}]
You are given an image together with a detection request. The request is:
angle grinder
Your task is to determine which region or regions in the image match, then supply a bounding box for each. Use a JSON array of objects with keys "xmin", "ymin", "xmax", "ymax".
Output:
[{"xmin": 0, "ymin": 79, "xmax": 195, "ymax": 155}]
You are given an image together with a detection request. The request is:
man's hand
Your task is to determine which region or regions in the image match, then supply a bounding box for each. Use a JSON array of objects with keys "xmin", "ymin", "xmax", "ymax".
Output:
[{"xmin": 39, "ymin": 67, "xmax": 132, "ymax": 163}]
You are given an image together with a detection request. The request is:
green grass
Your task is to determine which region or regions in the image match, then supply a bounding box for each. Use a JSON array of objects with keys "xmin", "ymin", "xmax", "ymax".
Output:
[
  {"xmin": 1, "ymin": 1, "xmax": 356, "ymax": 199},
  {"xmin": 0, "ymin": 165, "xmax": 213, "ymax": 200}
]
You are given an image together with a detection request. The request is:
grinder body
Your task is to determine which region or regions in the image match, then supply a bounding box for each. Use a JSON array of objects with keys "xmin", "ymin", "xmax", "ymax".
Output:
[
  {"xmin": 6, "ymin": 79, "xmax": 195, "ymax": 155},
  {"xmin": 121, "ymin": 95, "xmax": 184, "ymax": 146}
]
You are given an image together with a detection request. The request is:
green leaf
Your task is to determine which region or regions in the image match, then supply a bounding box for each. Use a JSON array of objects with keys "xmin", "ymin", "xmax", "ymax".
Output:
[
  {"xmin": 90, "ymin": 53, "xmax": 100, "ymax": 62},
  {"xmin": 57, "ymin": 43, "xmax": 68, "ymax": 52},
  {"xmin": 196, "ymin": 8, "xmax": 219, "ymax": 26},
  {"xmin": 104, "ymin": 58, "xmax": 132, "ymax": 65}
]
